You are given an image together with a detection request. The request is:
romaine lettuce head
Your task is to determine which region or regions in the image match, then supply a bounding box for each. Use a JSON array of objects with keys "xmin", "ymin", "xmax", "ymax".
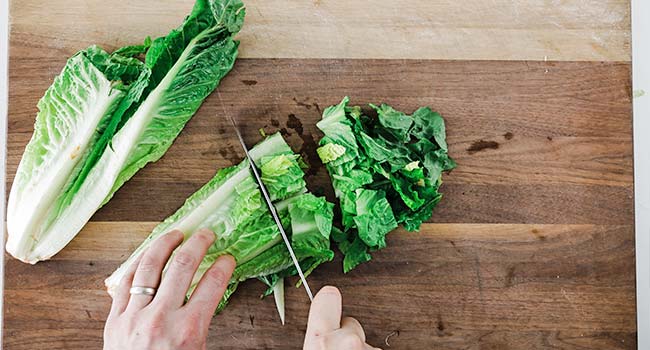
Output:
[
  {"xmin": 7, "ymin": 0, "xmax": 245, "ymax": 263},
  {"xmin": 6, "ymin": 46, "xmax": 149, "ymax": 262}
]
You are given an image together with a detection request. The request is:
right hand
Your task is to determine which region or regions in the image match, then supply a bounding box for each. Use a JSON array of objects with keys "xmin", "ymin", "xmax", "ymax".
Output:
[{"xmin": 303, "ymin": 286, "xmax": 381, "ymax": 350}]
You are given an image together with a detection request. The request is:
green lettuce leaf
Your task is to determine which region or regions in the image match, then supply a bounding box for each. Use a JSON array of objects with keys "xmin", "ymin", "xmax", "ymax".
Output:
[
  {"xmin": 353, "ymin": 189, "xmax": 397, "ymax": 249},
  {"xmin": 107, "ymin": 0, "xmax": 246, "ymax": 199}
]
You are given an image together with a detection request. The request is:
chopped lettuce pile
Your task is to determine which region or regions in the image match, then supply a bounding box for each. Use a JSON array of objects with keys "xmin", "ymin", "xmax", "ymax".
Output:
[
  {"xmin": 6, "ymin": 0, "xmax": 245, "ymax": 263},
  {"xmin": 317, "ymin": 97, "xmax": 456, "ymax": 272},
  {"xmin": 105, "ymin": 133, "xmax": 335, "ymax": 316}
]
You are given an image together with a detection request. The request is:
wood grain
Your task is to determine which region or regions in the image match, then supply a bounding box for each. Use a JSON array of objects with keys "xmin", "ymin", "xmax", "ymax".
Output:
[
  {"xmin": 9, "ymin": 0, "xmax": 630, "ymax": 61},
  {"xmin": 4, "ymin": 223, "xmax": 636, "ymax": 349},
  {"xmin": 7, "ymin": 60, "xmax": 635, "ymax": 225}
]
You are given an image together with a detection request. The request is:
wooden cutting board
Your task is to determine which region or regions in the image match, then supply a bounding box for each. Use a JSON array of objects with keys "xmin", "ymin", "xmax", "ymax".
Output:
[{"xmin": 4, "ymin": 1, "xmax": 635, "ymax": 349}]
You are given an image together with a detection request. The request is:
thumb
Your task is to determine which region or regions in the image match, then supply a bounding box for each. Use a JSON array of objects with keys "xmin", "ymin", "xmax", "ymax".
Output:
[{"xmin": 306, "ymin": 286, "xmax": 343, "ymax": 337}]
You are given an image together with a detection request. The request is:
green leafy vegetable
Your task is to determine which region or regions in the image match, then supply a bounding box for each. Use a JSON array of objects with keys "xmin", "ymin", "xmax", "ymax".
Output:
[
  {"xmin": 105, "ymin": 134, "xmax": 335, "ymax": 315},
  {"xmin": 317, "ymin": 97, "xmax": 455, "ymax": 272},
  {"xmin": 6, "ymin": 0, "xmax": 245, "ymax": 263},
  {"xmin": 6, "ymin": 47, "xmax": 148, "ymax": 262}
]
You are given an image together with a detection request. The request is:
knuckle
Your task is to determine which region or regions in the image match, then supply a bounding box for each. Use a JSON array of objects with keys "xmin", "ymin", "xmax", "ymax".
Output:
[
  {"xmin": 137, "ymin": 256, "xmax": 159, "ymax": 273},
  {"xmin": 146, "ymin": 325, "xmax": 164, "ymax": 339},
  {"xmin": 173, "ymin": 251, "xmax": 196, "ymax": 268},
  {"xmin": 179, "ymin": 323, "xmax": 200, "ymax": 341},
  {"xmin": 147, "ymin": 310, "xmax": 166, "ymax": 327},
  {"xmin": 206, "ymin": 266, "xmax": 228, "ymax": 287}
]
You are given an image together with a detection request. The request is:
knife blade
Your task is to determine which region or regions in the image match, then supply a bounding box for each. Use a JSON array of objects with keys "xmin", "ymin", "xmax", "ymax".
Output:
[{"xmin": 228, "ymin": 116, "xmax": 314, "ymax": 302}]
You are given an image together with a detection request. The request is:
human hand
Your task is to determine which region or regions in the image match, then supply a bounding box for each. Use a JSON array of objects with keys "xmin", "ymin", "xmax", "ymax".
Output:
[
  {"xmin": 103, "ymin": 229, "xmax": 236, "ymax": 350},
  {"xmin": 303, "ymin": 286, "xmax": 381, "ymax": 350}
]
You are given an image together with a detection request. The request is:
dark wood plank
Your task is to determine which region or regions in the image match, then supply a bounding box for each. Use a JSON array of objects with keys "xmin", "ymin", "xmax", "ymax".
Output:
[
  {"xmin": 78, "ymin": 180, "xmax": 632, "ymax": 225},
  {"xmin": 6, "ymin": 60, "xmax": 634, "ymax": 225},
  {"xmin": 7, "ymin": 58, "xmax": 633, "ymax": 137},
  {"xmin": 4, "ymin": 223, "xmax": 636, "ymax": 349}
]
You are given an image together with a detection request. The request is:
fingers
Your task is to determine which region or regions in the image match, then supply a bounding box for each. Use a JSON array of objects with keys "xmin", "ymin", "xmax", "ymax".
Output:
[
  {"xmin": 155, "ymin": 229, "xmax": 216, "ymax": 307},
  {"xmin": 306, "ymin": 286, "xmax": 342, "ymax": 337},
  {"xmin": 110, "ymin": 251, "xmax": 144, "ymax": 315},
  {"xmin": 126, "ymin": 230, "xmax": 184, "ymax": 311},
  {"xmin": 185, "ymin": 255, "xmax": 236, "ymax": 322},
  {"xmin": 341, "ymin": 317, "xmax": 366, "ymax": 342},
  {"xmin": 304, "ymin": 287, "xmax": 380, "ymax": 350},
  {"xmin": 317, "ymin": 317, "xmax": 368, "ymax": 350},
  {"xmin": 321, "ymin": 328, "xmax": 381, "ymax": 350}
]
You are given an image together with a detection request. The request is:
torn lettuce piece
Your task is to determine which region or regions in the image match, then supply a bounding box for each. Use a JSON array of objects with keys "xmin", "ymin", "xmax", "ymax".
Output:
[
  {"xmin": 316, "ymin": 97, "xmax": 455, "ymax": 272},
  {"xmin": 353, "ymin": 189, "xmax": 397, "ymax": 249},
  {"xmin": 273, "ymin": 279, "xmax": 286, "ymax": 325}
]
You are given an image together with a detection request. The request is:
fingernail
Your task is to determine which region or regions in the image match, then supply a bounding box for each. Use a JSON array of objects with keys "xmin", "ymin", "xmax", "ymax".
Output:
[
  {"xmin": 197, "ymin": 228, "xmax": 215, "ymax": 237},
  {"xmin": 218, "ymin": 254, "xmax": 236, "ymax": 268},
  {"xmin": 197, "ymin": 229, "xmax": 216, "ymax": 243},
  {"xmin": 213, "ymin": 255, "xmax": 236, "ymax": 272},
  {"xmin": 319, "ymin": 285, "xmax": 341, "ymax": 296}
]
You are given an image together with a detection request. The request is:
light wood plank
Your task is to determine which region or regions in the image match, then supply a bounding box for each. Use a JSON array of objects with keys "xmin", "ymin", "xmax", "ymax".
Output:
[{"xmin": 9, "ymin": 0, "xmax": 630, "ymax": 61}]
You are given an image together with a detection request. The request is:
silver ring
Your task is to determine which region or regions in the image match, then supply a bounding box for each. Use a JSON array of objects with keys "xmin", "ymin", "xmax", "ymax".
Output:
[{"xmin": 130, "ymin": 286, "xmax": 156, "ymax": 296}]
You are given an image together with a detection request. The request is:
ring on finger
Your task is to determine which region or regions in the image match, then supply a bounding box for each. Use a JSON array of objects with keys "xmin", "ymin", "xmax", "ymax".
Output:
[{"xmin": 129, "ymin": 286, "xmax": 157, "ymax": 296}]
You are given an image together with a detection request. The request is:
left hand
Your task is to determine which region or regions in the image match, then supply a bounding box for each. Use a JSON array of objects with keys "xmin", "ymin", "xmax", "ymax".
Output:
[{"xmin": 103, "ymin": 229, "xmax": 236, "ymax": 350}]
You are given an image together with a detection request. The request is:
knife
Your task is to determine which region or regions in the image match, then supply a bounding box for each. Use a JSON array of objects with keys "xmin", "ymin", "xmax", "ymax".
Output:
[{"xmin": 228, "ymin": 116, "xmax": 314, "ymax": 302}]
